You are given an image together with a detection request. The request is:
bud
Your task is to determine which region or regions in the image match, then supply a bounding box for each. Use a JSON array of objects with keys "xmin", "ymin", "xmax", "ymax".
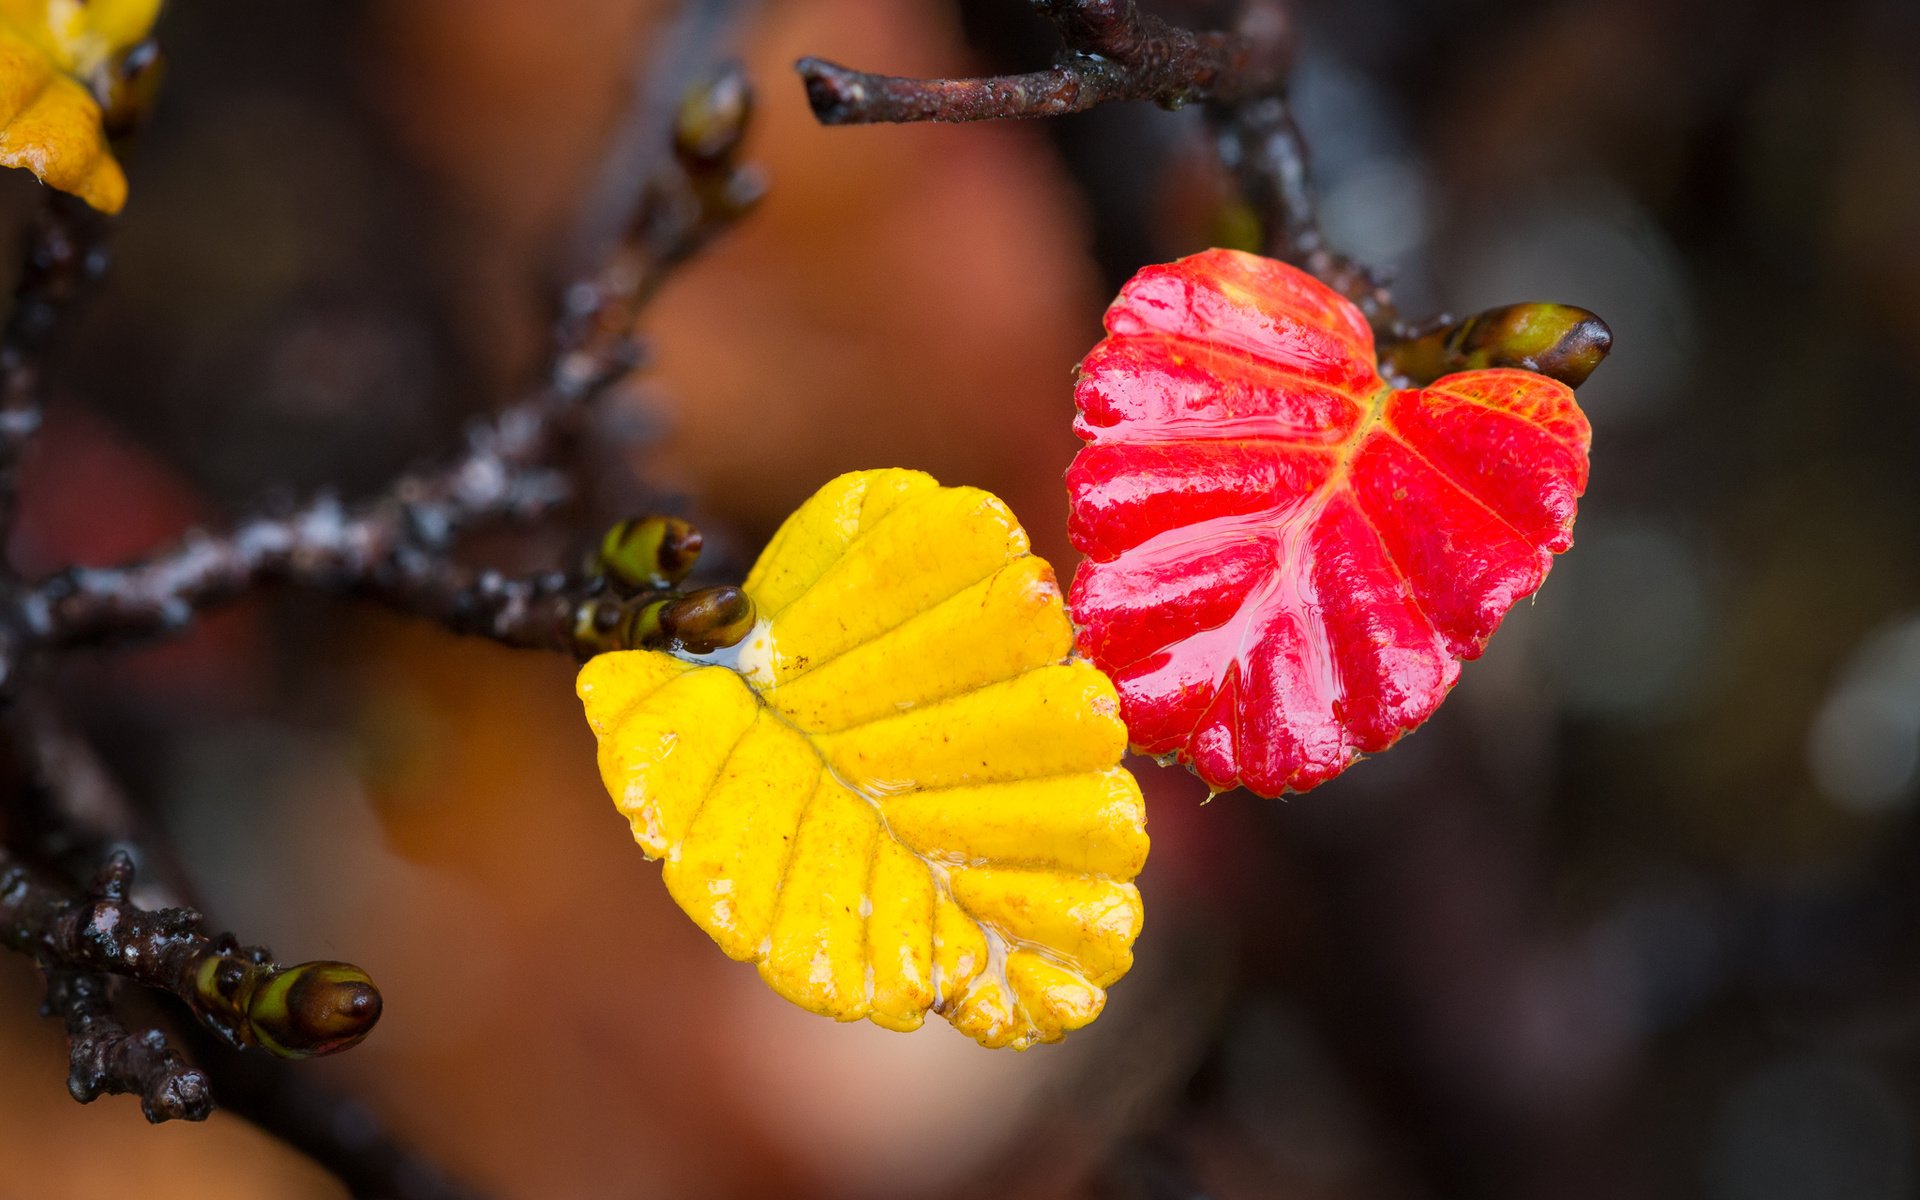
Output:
[
  {"xmin": 713, "ymin": 164, "xmax": 769, "ymax": 222},
  {"xmin": 245, "ymin": 962, "xmax": 383, "ymax": 1058},
  {"xmin": 1380, "ymin": 303, "xmax": 1612, "ymax": 388},
  {"xmin": 675, "ymin": 62, "xmax": 754, "ymax": 165},
  {"xmin": 654, "ymin": 586, "xmax": 756, "ymax": 654},
  {"xmin": 616, "ymin": 595, "xmax": 671, "ymax": 649},
  {"xmin": 193, "ymin": 956, "xmax": 382, "ymax": 1059},
  {"xmin": 587, "ymin": 586, "xmax": 758, "ymax": 656},
  {"xmin": 593, "ymin": 516, "xmax": 702, "ymax": 593},
  {"xmin": 99, "ymin": 40, "xmax": 165, "ymax": 137},
  {"xmin": 573, "ymin": 593, "xmax": 630, "ymax": 657}
]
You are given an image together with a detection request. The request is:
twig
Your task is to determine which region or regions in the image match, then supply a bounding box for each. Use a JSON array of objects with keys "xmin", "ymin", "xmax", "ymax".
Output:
[
  {"xmin": 8, "ymin": 434, "xmax": 600, "ymax": 663},
  {"xmin": 6, "ymin": 703, "xmax": 217, "ymax": 1123},
  {"xmin": 3, "ymin": 697, "xmax": 167, "ymax": 884},
  {"xmin": 792, "ymin": 2, "xmax": 1406, "ymax": 324},
  {"xmin": 802, "ymin": 0, "xmax": 1600, "ymax": 361},
  {"xmin": 0, "ymin": 850, "xmax": 384, "ymax": 1061},
  {"xmin": 0, "ymin": 2, "xmax": 761, "ymax": 1177},
  {"xmin": 0, "ymin": 67, "xmax": 761, "ymax": 686},
  {"xmin": 0, "ymin": 194, "xmax": 111, "ymax": 560},
  {"xmin": 797, "ymin": 0, "xmax": 1286, "ymax": 124},
  {"xmin": 570, "ymin": 0, "xmax": 758, "ymax": 274},
  {"xmin": 44, "ymin": 970, "xmax": 214, "ymax": 1123},
  {"xmin": 804, "ymin": 0, "xmax": 1617, "ymax": 379},
  {"xmin": 1209, "ymin": 93, "xmax": 1407, "ymax": 335},
  {"xmin": 7, "ymin": 703, "xmax": 482, "ymax": 1194}
]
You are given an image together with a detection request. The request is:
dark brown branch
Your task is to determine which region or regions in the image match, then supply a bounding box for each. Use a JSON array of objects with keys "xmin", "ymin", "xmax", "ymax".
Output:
[
  {"xmin": 797, "ymin": 0, "xmax": 1285, "ymax": 124},
  {"xmin": 1210, "ymin": 93, "xmax": 1408, "ymax": 335},
  {"xmin": 0, "ymin": 1, "xmax": 755, "ymax": 1183},
  {"xmin": 1206, "ymin": 29, "xmax": 1616, "ymax": 363},
  {"xmin": 570, "ymin": 2, "xmax": 758, "ymax": 273},
  {"xmin": 0, "ymin": 66, "xmax": 761, "ymax": 686},
  {"xmin": 12, "ymin": 515, "xmax": 747, "ymax": 667},
  {"xmin": 0, "ymin": 195, "xmax": 112, "ymax": 561},
  {"xmin": 560, "ymin": 58, "xmax": 765, "ymax": 359},
  {"xmin": 352, "ymin": 562, "xmax": 590, "ymax": 654},
  {"xmin": 44, "ymin": 970, "xmax": 213, "ymax": 1123},
  {"xmin": 6, "ymin": 703, "xmax": 476, "ymax": 1191},
  {"xmin": 0, "ymin": 850, "xmax": 383, "ymax": 1062},
  {"xmin": 4, "ymin": 701, "xmax": 216, "ymax": 1123},
  {"xmin": 4, "ymin": 697, "xmax": 161, "ymax": 882},
  {"xmin": 11, "ymin": 412, "xmax": 605, "ymax": 660},
  {"xmin": 797, "ymin": 0, "xmax": 1512, "ymax": 353},
  {"xmin": 793, "ymin": 2, "xmax": 1411, "ymax": 327}
]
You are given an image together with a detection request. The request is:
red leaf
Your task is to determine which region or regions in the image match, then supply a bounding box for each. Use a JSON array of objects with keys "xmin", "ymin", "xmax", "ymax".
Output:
[{"xmin": 1065, "ymin": 249, "xmax": 1591, "ymax": 797}]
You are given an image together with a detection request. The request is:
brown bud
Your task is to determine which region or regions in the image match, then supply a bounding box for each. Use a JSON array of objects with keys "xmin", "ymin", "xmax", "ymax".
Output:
[
  {"xmin": 1380, "ymin": 303, "xmax": 1613, "ymax": 388},
  {"xmin": 245, "ymin": 962, "xmax": 383, "ymax": 1059},
  {"xmin": 655, "ymin": 586, "xmax": 756, "ymax": 654}
]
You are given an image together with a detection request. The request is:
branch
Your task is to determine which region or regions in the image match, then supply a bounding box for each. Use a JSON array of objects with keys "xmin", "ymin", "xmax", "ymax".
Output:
[
  {"xmin": 0, "ymin": 64, "xmax": 762, "ymax": 686},
  {"xmin": 0, "ymin": 850, "xmax": 384, "ymax": 1062},
  {"xmin": 569, "ymin": 0, "xmax": 758, "ymax": 274},
  {"xmin": 0, "ymin": 1, "xmax": 759, "ymax": 1179},
  {"xmin": 4, "ymin": 696, "xmax": 164, "ymax": 881},
  {"xmin": 5, "ymin": 700, "xmax": 477, "ymax": 1190},
  {"xmin": 11, "ymin": 424, "xmax": 601, "ymax": 659},
  {"xmin": 797, "ymin": 0, "xmax": 1286, "ymax": 124},
  {"xmin": 805, "ymin": 1, "xmax": 1617, "ymax": 383},
  {"xmin": 794, "ymin": 0, "xmax": 1410, "ymax": 339},
  {"xmin": 0, "ymin": 186, "xmax": 229, "ymax": 1129},
  {"xmin": 1210, "ymin": 93, "xmax": 1408, "ymax": 335},
  {"xmin": 44, "ymin": 970, "xmax": 213, "ymax": 1123},
  {"xmin": 790, "ymin": 2, "xmax": 1404, "ymax": 324},
  {"xmin": 2, "ymin": 702, "xmax": 213, "ymax": 1122},
  {"xmin": 0, "ymin": 195, "xmax": 112, "ymax": 561}
]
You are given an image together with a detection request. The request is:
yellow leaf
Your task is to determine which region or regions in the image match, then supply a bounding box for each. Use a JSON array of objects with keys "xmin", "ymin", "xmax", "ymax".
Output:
[
  {"xmin": 0, "ymin": 0, "xmax": 161, "ymax": 213},
  {"xmin": 578, "ymin": 469, "xmax": 1149, "ymax": 1048}
]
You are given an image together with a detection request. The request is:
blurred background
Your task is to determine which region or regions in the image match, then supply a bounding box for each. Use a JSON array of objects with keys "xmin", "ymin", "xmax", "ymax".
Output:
[{"xmin": 1, "ymin": 0, "xmax": 1917, "ymax": 1196}]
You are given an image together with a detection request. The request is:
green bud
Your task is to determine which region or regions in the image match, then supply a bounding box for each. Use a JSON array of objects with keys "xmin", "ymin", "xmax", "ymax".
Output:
[
  {"xmin": 593, "ymin": 516, "xmax": 702, "ymax": 593},
  {"xmin": 675, "ymin": 62, "xmax": 754, "ymax": 165},
  {"xmin": 194, "ymin": 957, "xmax": 382, "ymax": 1058},
  {"xmin": 572, "ymin": 594, "xmax": 627, "ymax": 657},
  {"xmin": 245, "ymin": 962, "xmax": 383, "ymax": 1059},
  {"xmin": 616, "ymin": 596, "xmax": 672, "ymax": 649},
  {"xmin": 1380, "ymin": 303, "xmax": 1612, "ymax": 388}
]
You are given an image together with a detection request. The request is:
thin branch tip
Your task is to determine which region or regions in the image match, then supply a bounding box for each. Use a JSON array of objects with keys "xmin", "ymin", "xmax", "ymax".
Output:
[{"xmin": 794, "ymin": 0, "xmax": 1281, "ymax": 126}]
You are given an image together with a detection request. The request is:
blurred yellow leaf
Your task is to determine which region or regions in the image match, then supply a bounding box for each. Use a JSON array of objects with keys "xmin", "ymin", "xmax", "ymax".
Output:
[
  {"xmin": 0, "ymin": 0, "xmax": 161, "ymax": 212},
  {"xmin": 579, "ymin": 469, "xmax": 1148, "ymax": 1048}
]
